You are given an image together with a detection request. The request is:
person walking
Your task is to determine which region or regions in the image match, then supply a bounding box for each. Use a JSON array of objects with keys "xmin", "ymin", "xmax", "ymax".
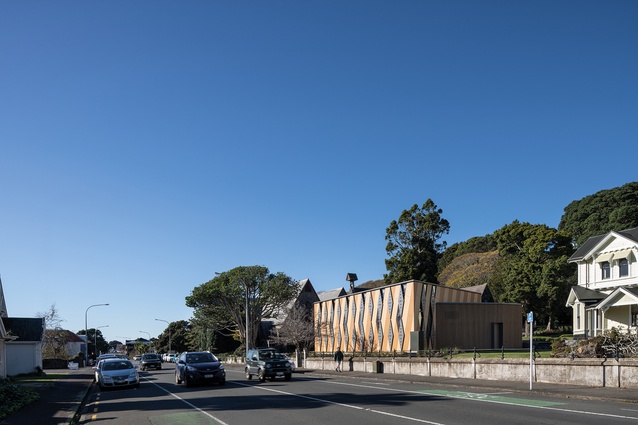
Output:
[{"xmin": 334, "ymin": 349, "xmax": 344, "ymax": 372}]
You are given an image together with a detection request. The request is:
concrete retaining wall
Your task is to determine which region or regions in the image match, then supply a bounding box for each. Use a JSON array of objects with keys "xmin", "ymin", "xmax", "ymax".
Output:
[{"xmin": 304, "ymin": 356, "xmax": 638, "ymax": 388}]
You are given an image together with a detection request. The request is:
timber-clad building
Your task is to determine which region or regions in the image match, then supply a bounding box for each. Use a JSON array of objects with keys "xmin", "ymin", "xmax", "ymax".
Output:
[{"xmin": 314, "ymin": 280, "xmax": 522, "ymax": 353}]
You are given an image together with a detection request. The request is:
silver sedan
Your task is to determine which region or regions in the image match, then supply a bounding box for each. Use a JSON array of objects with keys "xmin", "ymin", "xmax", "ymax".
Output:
[{"xmin": 94, "ymin": 358, "xmax": 140, "ymax": 390}]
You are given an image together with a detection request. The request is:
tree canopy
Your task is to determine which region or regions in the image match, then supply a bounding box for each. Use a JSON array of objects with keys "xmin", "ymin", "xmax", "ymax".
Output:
[
  {"xmin": 559, "ymin": 181, "xmax": 638, "ymax": 246},
  {"xmin": 154, "ymin": 320, "xmax": 192, "ymax": 354},
  {"xmin": 185, "ymin": 266, "xmax": 299, "ymax": 350},
  {"xmin": 492, "ymin": 221, "xmax": 576, "ymax": 331},
  {"xmin": 384, "ymin": 199, "xmax": 450, "ymax": 284}
]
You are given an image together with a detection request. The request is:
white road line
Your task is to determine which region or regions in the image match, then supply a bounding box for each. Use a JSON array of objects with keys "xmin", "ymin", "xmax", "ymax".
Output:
[
  {"xmin": 143, "ymin": 377, "xmax": 230, "ymax": 425},
  {"xmin": 321, "ymin": 379, "xmax": 638, "ymax": 421},
  {"xmin": 232, "ymin": 381, "xmax": 445, "ymax": 425}
]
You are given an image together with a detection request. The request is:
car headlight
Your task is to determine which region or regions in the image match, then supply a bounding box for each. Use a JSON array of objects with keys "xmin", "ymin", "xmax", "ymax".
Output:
[
  {"xmin": 265, "ymin": 364, "xmax": 271, "ymax": 369},
  {"xmin": 186, "ymin": 366, "xmax": 198, "ymax": 372},
  {"xmin": 285, "ymin": 362, "xmax": 291, "ymax": 367},
  {"xmin": 102, "ymin": 375, "xmax": 114, "ymax": 383},
  {"xmin": 128, "ymin": 372, "xmax": 138, "ymax": 380}
]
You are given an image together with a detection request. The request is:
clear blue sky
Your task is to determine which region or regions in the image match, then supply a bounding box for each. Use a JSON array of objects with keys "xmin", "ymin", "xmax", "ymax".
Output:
[{"xmin": 1, "ymin": 1, "xmax": 636, "ymax": 345}]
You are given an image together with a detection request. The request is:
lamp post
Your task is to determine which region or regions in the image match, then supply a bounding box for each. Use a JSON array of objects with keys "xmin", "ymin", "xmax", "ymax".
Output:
[
  {"xmin": 85, "ymin": 303, "xmax": 109, "ymax": 360},
  {"xmin": 245, "ymin": 281, "xmax": 249, "ymax": 359},
  {"xmin": 140, "ymin": 330, "xmax": 151, "ymax": 353},
  {"xmin": 95, "ymin": 325, "xmax": 109, "ymax": 355},
  {"xmin": 155, "ymin": 319, "xmax": 171, "ymax": 353}
]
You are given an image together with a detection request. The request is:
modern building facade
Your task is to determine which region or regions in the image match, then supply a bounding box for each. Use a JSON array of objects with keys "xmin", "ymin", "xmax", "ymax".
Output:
[
  {"xmin": 314, "ymin": 280, "xmax": 522, "ymax": 353},
  {"xmin": 566, "ymin": 227, "xmax": 638, "ymax": 338}
]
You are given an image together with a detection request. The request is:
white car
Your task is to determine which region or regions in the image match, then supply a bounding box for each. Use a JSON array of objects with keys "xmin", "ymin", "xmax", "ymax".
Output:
[{"xmin": 94, "ymin": 358, "xmax": 140, "ymax": 390}]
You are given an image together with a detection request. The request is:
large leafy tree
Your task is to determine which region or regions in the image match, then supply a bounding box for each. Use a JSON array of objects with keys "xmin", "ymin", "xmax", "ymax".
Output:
[
  {"xmin": 384, "ymin": 199, "xmax": 450, "ymax": 284},
  {"xmin": 155, "ymin": 320, "xmax": 192, "ymax": 354},
  {"xmin": 559, "ymin": 181, "xmax": 638, "ymax": 245},
  {"xmin": 186, "ymin": 266, "xmax": 298, "ymax": 350},
  {"xmin": 77, "ymin": 328, "xmax": 109, "ymax": 356},
  {"xmin": 493, "ymin": 221, "xmax": 576, "ymax": 332}
]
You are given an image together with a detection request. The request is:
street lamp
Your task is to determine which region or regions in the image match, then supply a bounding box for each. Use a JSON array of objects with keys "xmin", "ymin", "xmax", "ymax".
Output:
[
  {"xmin": 95, "ymin": 325, "xmax": 109, "ymax": 355},
  {"xmin": 85, "ymin": 303, "xmax": 109, "ymax": 360},
  {"xmin": 155, "ymin": 319, "xmax": 171, "ymax": 353}
]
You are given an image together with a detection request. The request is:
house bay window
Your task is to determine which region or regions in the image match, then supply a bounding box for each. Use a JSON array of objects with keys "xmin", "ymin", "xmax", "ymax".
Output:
[{"xmin": 601, "ymin": 261, "xmax": 611, "ymax": 280}]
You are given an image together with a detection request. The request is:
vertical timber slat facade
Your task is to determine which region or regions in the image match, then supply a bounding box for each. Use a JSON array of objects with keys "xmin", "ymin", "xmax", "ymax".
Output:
[{"xmin": 314, "ymin": 280, "xmax": 522, "ymax": 353}]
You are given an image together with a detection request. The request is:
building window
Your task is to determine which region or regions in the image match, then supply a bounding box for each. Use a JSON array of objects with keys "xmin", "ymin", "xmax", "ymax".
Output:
[
  {"xmin": 632, "ymin": 312, "xmax": 638, "ymax": 327},
  {"xmin": 619, "ymin": 258, "xmax": 629, "ymax": 277},
  {"xmin": 601, "ymin": 261, "xmax": 611, "ymax": 279},
  {"xmin": 576, "ymin": 305, "xmax": 581, "ymax": 330}
]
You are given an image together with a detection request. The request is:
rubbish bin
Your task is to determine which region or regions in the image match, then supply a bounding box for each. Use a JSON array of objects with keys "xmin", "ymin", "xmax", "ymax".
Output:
[{"xmin": 373, "ymin": 360, "xmax": 384, "ymax": 373}]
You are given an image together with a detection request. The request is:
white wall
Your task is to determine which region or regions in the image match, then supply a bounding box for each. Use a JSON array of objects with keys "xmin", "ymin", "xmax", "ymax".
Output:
[{"xmin": 6, "ymin": 342, "xmax": 42, "ymax": 376}]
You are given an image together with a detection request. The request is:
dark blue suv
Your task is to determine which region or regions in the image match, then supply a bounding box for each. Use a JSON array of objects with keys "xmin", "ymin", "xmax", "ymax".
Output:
[{"xmin": 175, "ymin": 351, "xmax": 226, "ymax": 387}]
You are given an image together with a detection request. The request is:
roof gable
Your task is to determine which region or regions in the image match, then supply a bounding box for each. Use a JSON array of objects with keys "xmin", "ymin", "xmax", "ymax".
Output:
[
  {"xmin": 596, "ymin": 287, "xmax": 638, "ymax": 310},
  {"xmin": 569, "ymin": 227, "xmax": 638, "ymax": 262},
  {"xmin": 566, "ymin": 286, "xmax": 606, "ymax": 306},
  {"xmin": 317, "ymin": 288, "xmax": 346, "ymax": 301}
]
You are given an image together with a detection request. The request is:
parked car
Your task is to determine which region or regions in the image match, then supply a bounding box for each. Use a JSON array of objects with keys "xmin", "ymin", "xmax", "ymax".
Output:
[
  {"xmin": 175, "ymin": 351, "xmax": 225, "ymax": 387},
  {"xmin": 133, "ymin": 355, "xmax": 142, "ymax": 361},
  {"xmin": 94, "ymin": 358, "xmax": 140, "ymax": 390},
  {"xmin": 140, "ymin": 353, "xmax": 162, "ymax": 371},
  {"xmin": 286, "ymin": 357, "xmax": 296, "ymax": 371},
  {"xmin": 245, "ymin": 348, "xmax": 292, "ymax": 382}
]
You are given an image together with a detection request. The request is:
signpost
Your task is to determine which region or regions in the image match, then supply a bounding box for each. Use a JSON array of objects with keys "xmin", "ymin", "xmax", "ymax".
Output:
[{"xmin": 527, "ymin": 312, "xmax": 534, "ymax": 390}]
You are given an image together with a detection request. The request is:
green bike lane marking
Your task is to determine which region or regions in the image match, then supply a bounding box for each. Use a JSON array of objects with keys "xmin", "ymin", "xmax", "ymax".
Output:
[{"xmin": 417, "ymin": 390, "xmax": 565, "ymax": 407}]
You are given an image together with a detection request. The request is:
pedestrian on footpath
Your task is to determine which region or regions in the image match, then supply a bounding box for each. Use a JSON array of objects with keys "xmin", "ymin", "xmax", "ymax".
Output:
[{"xmin": 334, "ymin": 349, "xmax": 344, "ymax": 372}]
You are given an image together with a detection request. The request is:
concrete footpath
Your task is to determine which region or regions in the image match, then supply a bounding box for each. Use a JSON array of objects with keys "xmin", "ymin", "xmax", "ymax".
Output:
[
  {"xmin": 5, "ymin": 365, "xmax": 638, "ymax": 425},
  {"xmin": 1, "ymin": 368, "xmax": 94, "ymax": 425}
]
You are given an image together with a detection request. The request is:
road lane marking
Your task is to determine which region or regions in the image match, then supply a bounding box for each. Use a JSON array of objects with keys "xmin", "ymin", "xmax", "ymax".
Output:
[
  {"xmin": 322, "ymin": 379, "xmax": 638, "ymax": 421},
  {"xmin": 143, "ymin": 377, "xmax": 229, "ymax": 425},
  {"xmin": 419, "ymin": 390, "xmax": 563, "ymax": 407},
  {"xmin": 231, "ymin": 381, "xmax": 445, "ymax": 424}
]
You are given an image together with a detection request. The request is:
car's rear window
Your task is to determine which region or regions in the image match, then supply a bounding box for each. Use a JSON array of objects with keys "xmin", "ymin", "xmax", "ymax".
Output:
[
  {"xmin": 103, "ymin": 361, "xmax": 133, "ymax": 371},
  {"xmin": 186, "ymin": 353, "xmax": 217, "ymax": 363}
]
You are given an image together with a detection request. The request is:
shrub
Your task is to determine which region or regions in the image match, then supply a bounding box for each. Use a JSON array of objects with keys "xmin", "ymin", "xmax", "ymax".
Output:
[{"xmin": 0, "ymin": 379, "xmax": 40, "ymax": 419}]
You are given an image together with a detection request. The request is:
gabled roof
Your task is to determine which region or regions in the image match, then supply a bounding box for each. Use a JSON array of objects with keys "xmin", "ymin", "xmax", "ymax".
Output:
[
  {"xmin": 463, "ymin": 284, "xmax": 494, "ymax": 302},
  {"xmin": 569, "ymin": 227, "xmax": 638, "ymax": 262},
  {"xmin": 566, "ymin": 286, "xmax": 607, "ymax": 306},
  {"xmin": 317, "ymin": 288, "xmax": 346, "ymax": 301},
  {"xmin": 271, "ymin": 278, "xmax": 319, "ymax": 326},
  {"xmin": 596, "ymin": 287, "xmax": 638, "ymax": 310},
  {"xmin": 2, "ymin": 317, "xmax": 45, "ymax": 342},
  {"xmin": 46, "ymin": 329, "xmax": 84, "ymax": 343}
]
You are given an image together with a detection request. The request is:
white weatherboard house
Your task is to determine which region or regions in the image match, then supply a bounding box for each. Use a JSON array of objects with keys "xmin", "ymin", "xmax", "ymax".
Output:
[{"xmin": 566, "ymin": 227, "xmax": 638, "ymax": 338}]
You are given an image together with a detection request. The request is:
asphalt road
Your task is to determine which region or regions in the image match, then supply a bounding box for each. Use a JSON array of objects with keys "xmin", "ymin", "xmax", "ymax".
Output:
[{"xmin": 79, "ymin": 366, "xmax": 638, "ymax": 425}]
